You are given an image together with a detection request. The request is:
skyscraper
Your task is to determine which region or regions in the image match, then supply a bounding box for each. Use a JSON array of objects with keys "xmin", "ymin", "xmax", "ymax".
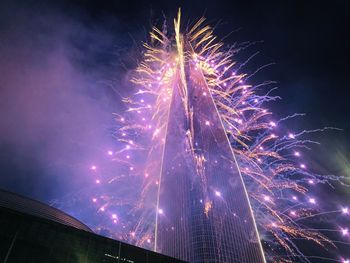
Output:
[{"xmin": 152, "ymin": 18, "xmax": 266, "ymax": 262}]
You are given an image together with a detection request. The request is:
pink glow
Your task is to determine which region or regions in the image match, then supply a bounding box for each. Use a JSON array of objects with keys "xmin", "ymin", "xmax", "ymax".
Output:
[{"xmin": 309, "ymin": 198, "xmax": 316, "ymax": 204}]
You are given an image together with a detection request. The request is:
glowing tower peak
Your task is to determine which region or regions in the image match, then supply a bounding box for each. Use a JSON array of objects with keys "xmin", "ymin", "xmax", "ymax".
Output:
[{"xmin": 151, "ymin": 9, "xmax": 266, "ymax": 262}]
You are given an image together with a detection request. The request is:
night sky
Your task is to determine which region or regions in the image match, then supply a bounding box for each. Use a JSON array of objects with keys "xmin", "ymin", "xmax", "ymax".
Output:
[{"xmin": 0, "ymin": 0, "xmax": 349, "ymax": 260}]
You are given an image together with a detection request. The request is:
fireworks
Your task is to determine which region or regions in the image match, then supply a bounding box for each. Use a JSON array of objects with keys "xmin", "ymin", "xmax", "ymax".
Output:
[{"xmin": 85, "ymin": 9, "xmax": 348, "ymax": 262}]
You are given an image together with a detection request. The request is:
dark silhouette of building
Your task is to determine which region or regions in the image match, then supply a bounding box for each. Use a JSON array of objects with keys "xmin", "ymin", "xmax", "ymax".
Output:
[
  {"xmin": 0, "ymin": 189, "xmax": 186, "ymax": 263},
  {"xmin": 154, "ymin": 63, "xmax": 266, "ymax": 262}
]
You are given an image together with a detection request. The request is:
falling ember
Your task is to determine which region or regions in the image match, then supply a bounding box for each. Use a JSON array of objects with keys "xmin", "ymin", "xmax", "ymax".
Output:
[
  {"xmin": 309, "ymin": 198, "xmax": 316, "ymax": 204},
  {"xmin": 263, "ymin": 196, "xmax": 270, "ymax": 201},
  {"xmin": 341, "ymin": 228, "xmax": 348, "ymax": 236}
]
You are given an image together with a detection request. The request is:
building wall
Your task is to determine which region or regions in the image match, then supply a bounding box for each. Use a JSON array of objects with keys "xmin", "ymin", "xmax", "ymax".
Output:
[
  {"xmin": 155, "ymin": 64, "xmax": 265, "ymax": 262},
  {"xmin": 0, "ymin": 207, "xmax": 186, "ymax": 263}
]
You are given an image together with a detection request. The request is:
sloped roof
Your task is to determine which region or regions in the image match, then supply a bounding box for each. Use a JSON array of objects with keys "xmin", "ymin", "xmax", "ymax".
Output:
[{"xmin": 0, "ymin": 189, "xmax": 92, "ymax": 232}]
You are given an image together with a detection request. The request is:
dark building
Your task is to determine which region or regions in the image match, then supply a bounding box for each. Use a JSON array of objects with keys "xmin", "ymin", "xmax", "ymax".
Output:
[{"xmin": 0, "ymin": 190, "xmax": 186, "ymax": 263}]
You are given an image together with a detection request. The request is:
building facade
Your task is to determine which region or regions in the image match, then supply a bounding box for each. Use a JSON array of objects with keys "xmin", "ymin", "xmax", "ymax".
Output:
[
  {"xmin": 154, "ymin": 63, "xmax": 266, "ymax": 262},
  {"xmin": 0, "ymin": 190, "xmax": 186, "ymax": 263}
]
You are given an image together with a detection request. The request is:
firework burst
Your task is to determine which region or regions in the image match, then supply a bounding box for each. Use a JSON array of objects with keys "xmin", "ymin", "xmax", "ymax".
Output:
[{"xmin": 85, "ymin": 9, "xmax": 348, "ymax": 262}]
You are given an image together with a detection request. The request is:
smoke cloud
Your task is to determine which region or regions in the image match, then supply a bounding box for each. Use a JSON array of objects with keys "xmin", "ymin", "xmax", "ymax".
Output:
[{"xmin": 0, "ymin": 1, "xmax": 131, "ymax": 201}]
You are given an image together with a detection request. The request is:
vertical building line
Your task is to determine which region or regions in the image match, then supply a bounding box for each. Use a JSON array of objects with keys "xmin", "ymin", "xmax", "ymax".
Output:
[{"xmin": 3, "ymin": 229, "xmax": 19, "ymax": 263}]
